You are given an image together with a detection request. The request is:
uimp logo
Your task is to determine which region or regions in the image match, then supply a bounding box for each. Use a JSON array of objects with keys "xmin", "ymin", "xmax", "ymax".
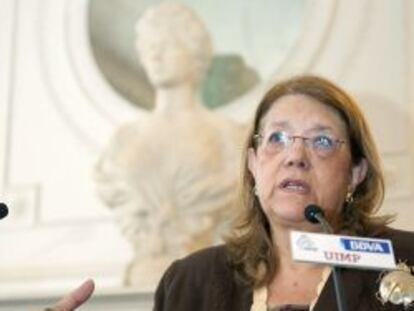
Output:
[
  {"xmin": 324, "ymin": 251, "xmax": 361, "ymax": 264},
  {"xmin": 340, "ymin": 238, "xmax": 391, "ymax": 254},
  {"xmin": 296, "ymin": 234, "xmax": 318, "ymax": 251}
]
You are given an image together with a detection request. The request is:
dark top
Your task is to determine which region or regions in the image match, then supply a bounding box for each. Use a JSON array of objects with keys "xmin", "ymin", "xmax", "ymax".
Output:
[
  {"xmin": 269, "ymin": 305, "xmax": 308, "ymax": 311},
  {"xmin": 153, "ymin": 228, "xmax": 414, "ymax": 310}
]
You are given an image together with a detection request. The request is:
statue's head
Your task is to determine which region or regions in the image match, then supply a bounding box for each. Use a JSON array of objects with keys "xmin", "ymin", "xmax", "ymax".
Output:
[{"xmin": 135, "ymin": 3, "xmax": 213, "ymax": 87}]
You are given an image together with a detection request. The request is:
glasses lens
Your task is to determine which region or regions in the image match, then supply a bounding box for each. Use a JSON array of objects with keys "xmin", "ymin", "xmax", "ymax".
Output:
[
  {"xmin": 265, "ymin": 131, "xmax": 288, "ymax": 153},
  {"xmin": 312, "ymin": 135, "xmax": 337, "ymax": 157}
]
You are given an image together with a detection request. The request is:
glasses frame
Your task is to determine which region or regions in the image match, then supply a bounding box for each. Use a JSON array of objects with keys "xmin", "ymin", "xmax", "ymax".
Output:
[{"xmin": 253, "ymin": 131, "xmax": 346, "ymax": 158}]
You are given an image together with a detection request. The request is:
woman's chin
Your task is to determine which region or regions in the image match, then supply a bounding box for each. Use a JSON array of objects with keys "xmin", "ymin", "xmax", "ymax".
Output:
[
  {"xmin": 269, "ymin": 211, "xmax": 308, "ymax": 227},
  {"xmin": 263, "ymin": 201, "xmax": 322, "ymax": 229}
]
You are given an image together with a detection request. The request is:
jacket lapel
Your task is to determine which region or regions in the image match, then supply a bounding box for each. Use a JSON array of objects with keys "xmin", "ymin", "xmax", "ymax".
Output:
[{"xmin": 313, "ymin": 268, "xmax": 366, "ymax": 311}]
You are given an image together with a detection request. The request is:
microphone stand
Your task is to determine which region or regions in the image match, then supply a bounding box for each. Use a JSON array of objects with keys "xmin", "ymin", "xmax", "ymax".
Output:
[{"xmin": 314, "ymin": 213, "xmax": 348, "ymax": 311}]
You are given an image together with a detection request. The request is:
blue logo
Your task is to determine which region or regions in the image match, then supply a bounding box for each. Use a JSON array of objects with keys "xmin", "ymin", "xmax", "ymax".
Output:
[{"xmin": 340, "ymin": 238, "xmax": 391, "ymax": 254}]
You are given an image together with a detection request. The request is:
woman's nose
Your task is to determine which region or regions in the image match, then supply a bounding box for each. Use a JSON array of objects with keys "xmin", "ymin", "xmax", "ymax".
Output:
[
  {"xmin": 284, "ymin": 141, "xmax": 310, "ymax": 169},
  {"xmin": 286, "ymin": 157, "xmax": 309, "ymax": 169}
]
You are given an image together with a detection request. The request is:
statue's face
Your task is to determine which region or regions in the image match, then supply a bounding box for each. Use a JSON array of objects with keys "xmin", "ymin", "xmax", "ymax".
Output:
[{"xmin": 137, "ymin": 32, "xmax": 197, "ymax": 87}]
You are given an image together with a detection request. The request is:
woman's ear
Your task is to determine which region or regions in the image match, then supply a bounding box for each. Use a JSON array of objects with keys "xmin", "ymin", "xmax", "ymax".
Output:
[
  {"xmin": 350, "ymin": 158, "xmax": 368, "ymax": 191},
  {"xmin": 247, "ymin": 147, "xmax": 257, "ymax": 179}
]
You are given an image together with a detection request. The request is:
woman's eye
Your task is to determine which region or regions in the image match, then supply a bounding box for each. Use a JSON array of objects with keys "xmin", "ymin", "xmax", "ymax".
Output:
[
  {"xmin": 268, "ymin": 132, "xmax": 287, "ymax": 144},
  {"xmin": 313, "ymin": 135, "xmax": 334, "ymax": 149}
]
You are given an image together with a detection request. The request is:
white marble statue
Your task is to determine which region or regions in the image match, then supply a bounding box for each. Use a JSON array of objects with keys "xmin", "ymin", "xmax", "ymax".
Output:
[{"xmin": 94, "ymin": 2, "xmax": 245, "ymax": 288}]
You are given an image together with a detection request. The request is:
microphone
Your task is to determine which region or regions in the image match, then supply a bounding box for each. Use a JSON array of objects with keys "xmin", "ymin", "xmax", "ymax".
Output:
[
  {"xmin": 0, "ymin": 202, "xmax": 9, "ymax": 220},
  {"xmin": 304, "ymin": 204, "xmax": 323, "ymax": 223},
  {"xmin": 304, "ymin": 204, "xmax": 348, "ymax": 311},
  {"xmin": 304, "ymin": 204, "xmax": 333, "ymax": 233}
]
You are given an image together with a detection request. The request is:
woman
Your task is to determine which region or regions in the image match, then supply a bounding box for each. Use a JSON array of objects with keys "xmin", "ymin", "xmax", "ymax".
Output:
[{"xmin": 153, "ymin": 75, "xmax": 414, "ymax": 311}]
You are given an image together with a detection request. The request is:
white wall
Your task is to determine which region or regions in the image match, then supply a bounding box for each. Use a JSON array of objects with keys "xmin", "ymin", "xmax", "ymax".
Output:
[{"xmin": 0, "ymin": 0, "xmax": 413, "ymax": 310}]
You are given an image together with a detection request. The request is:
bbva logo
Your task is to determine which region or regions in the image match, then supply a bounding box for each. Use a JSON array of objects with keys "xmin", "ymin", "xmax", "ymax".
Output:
[{"xmin": 340, "ymin": 238, "xmax": 391, "ymax": 254}]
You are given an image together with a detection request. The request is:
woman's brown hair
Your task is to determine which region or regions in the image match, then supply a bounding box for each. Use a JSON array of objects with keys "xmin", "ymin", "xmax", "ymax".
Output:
[{"xmin": 225, "ymin": 75, "xmax": 393, "ymax": 288}]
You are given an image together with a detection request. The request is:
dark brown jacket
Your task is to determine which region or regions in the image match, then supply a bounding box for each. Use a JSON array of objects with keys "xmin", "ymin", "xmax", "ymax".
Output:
[{"xmin": 153, "ymin": 228, "xmax": 414, "ymax": 310}]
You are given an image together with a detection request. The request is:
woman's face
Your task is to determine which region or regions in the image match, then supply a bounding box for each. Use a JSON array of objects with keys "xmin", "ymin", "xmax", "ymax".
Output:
[
  {"xmin": 248, "ymin": 94, "xmax": 367, "ymax": 230},
  {"xmin": 136, "ymin": 32, "xmax": 197, "ymax": 87}
]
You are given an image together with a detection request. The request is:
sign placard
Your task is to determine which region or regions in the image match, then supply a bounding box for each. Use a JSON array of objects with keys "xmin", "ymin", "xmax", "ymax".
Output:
[{"xmin": 290, "ymin": 231, "xmax": 396, "ymax": 270}]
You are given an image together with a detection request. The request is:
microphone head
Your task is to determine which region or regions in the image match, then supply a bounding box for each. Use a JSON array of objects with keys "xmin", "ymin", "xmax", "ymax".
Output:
[
  {"xmin": 0, "ymin": 202, "xmax": 9, "ymax": 220},
  {"xmin": 304, "ymin": 204, "xmax": 324, "ymax": 224}
]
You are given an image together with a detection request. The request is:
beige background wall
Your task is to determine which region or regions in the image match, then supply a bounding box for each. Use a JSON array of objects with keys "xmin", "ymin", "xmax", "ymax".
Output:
[{"xmin": 0, "ymin": 0, "xmax": 413, "ymax": 310}]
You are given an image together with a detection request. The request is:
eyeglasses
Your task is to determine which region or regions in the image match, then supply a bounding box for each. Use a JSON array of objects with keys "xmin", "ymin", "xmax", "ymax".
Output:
[{"xmin": 253, "ymin": 131, "xmax": 346, "ymax": 158}]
